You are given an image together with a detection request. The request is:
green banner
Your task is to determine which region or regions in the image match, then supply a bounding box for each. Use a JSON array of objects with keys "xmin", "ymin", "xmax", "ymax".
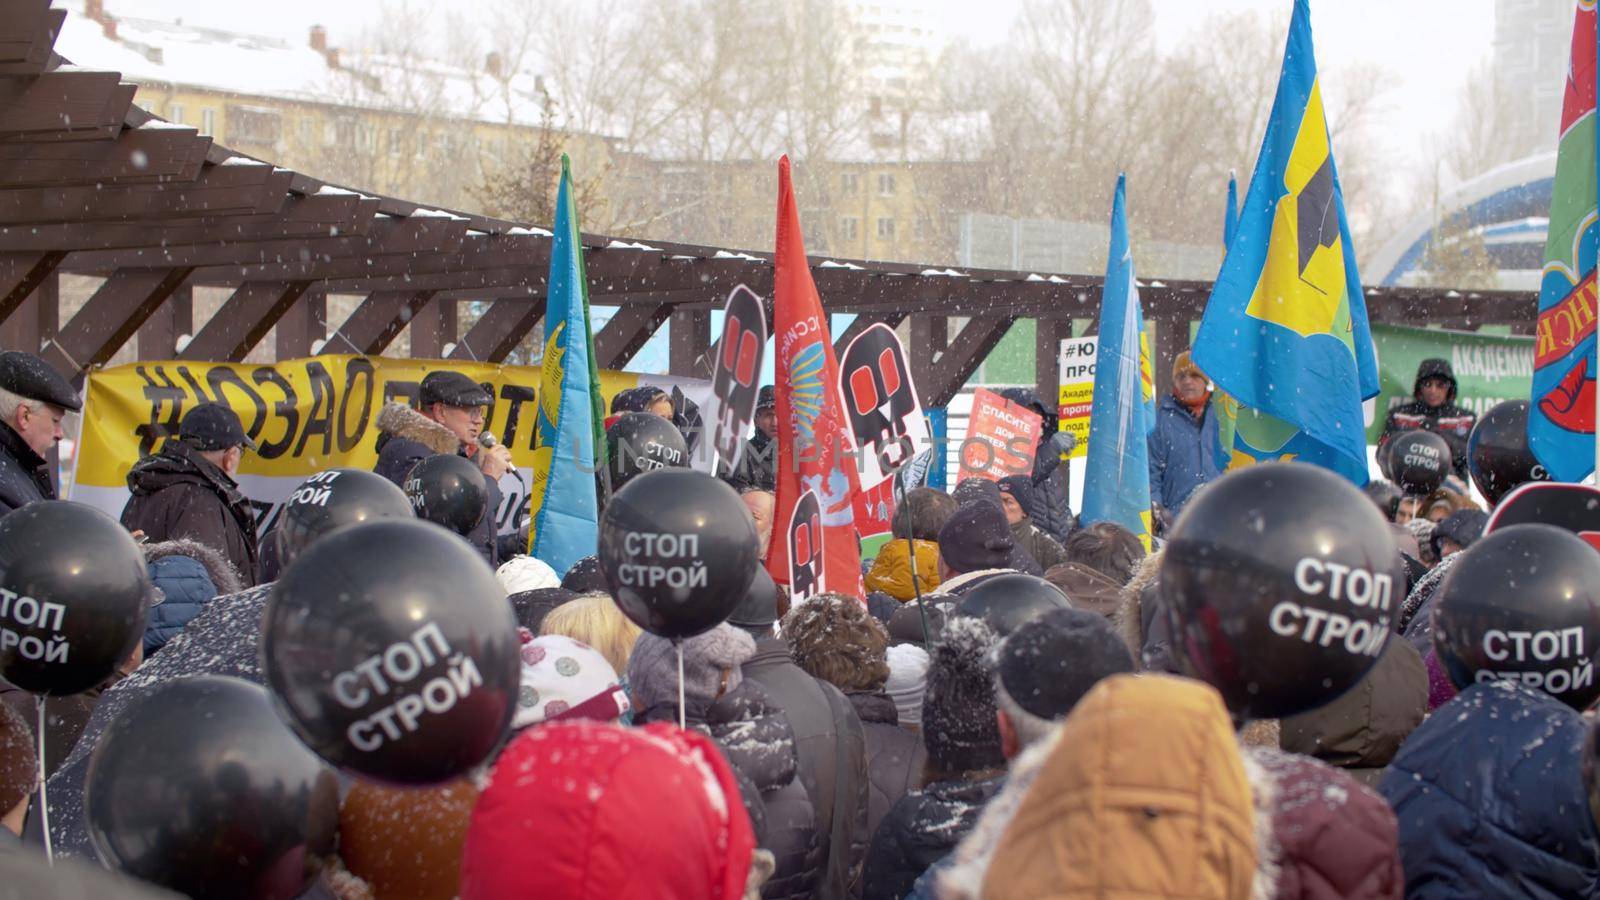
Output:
[{"xmin": 1366, "ymin": 324, "xmax": 1534, "ymax": 442}]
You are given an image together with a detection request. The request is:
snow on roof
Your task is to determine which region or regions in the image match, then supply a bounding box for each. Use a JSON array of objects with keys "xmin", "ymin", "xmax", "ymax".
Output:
[{"xmin": 53, "ymin": 0, "xmax": 581, "ymax": 135}]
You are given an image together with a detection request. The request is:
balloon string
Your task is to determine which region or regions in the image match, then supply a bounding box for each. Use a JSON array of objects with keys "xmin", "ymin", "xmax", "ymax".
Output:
[
  {"xmin": 36, "ymin": 696, "xmax": 50, "ymax": 866},
  {"xmin": 676, "ymin": 642, "xmax": 687, "ymax": 730}
]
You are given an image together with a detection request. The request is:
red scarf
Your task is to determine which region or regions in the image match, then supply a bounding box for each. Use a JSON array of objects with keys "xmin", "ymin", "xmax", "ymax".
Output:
[{"xmin": 1176, "ymin": 390, "xmax": 1209, "ymax": 419}]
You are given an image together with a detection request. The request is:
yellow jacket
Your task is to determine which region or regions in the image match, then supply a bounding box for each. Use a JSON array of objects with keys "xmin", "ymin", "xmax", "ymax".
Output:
[
  {"xmin": 942, "ymin": 674, "xmax": 1258, "ymax": 899},
  {"xmin": 865, "ymin": 538, "xmax": 941, "ymax": 601}
]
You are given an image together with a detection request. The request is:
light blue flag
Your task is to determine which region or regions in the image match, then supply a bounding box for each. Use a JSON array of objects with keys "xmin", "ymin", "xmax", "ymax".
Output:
[
  {"xmin": 1081, "ymin": 175, "xmax": 1155, "ymax": 548},
  {"xmin": 1191, "ymin": 0, "xmax": 1378, "ymax": 486},
  {"xmin": 1224, "ymin": 171, "xmax": 1240, "ymax": 249},
  {"xmin": 527, "ymin": 155, "xmax": 601, "ymax": 574}
]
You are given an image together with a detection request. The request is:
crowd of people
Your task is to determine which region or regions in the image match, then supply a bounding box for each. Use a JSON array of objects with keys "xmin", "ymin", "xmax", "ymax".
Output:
[{"xmin": 0, "ymin": 343, "xmax": 1589, "ymax": 900}]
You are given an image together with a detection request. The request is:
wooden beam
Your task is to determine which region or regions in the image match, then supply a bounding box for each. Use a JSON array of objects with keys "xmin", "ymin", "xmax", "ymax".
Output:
[
  {"xmin": 42, "ymin": 267, "xmax": 194, "ymax": 375},
  {"xmin": 407, "ymin": 297, "xmax": 458, "ymax": 359},
  {"xmin": 0, "ymin": 162, "xmax": 288, "ymax": 224},
  {"xmin": 924, "ymin": 316, "xmax": 1014, "ymax": 408},
  {"xmin": 179, "ymin": 281, "xmax": 310, "ymax": 361},
  {"xmin": 326, "ymin": 290, "xmax": 437, "ymax": 356},
  {"xmin": 64, "ymin": 214, "xmax": 461, "ymax": 272},
  {"xmin": 184, "ymin": 231, "xmax": 547, "ymax": 285},
  {"xmin": 832, "ymin": 312, "xmax": 907, "ymax": 355},
  {"xmin": 449, "ymin": 299, "xmax": 546, "ymax": 363},
  {"xmin": 0, "ymin": 249, "xmax": 64, "ymax": 323},
  {"xmin": 0, "ymin": 204, "xmax": 383, "ymax": 253},
  {"xmin": 0, "ymin": 70, "xmax": 129, "ymax": 141},
  {"xmin": 668, "ymin": 309, "xmax": 710, "ymax": 378},
  {"xmin": 276, "ymin": 288, "xmax": 325, "ymax": 361},
  {"xmin": 0, "ymin": 268, "xmax": 55, "ymax": 355},
  {"xmin": 0, "ymin": 127, "xmax": 210, "ymax": 188},
  {"xmin": 908, "ymin": 316, "xmax": 947, "ymax": 406},
  {"xmin": 1034, "ymin": 318, "xmax": 1070, "ymax": 417},
  {"xmin": 0, "ymin": 3, "xmax": 62, "ymax": 74},
  {"xmin": 1152, "ymin": 313, "xmax": 1190, "ymax": 401},
  {"xmin": 593, "ymin": 303, "xmax": 673, "ymax": 370},
  {"xmin": 136, "ymin": 284, "xmax": 191, "ymax": 358}
]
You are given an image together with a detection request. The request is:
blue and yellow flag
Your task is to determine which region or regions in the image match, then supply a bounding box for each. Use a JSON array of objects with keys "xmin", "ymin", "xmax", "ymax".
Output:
[
  {"xmin": 1192, "ymin": 0, "xmax": 1378, "ymax": 486},
  {"xmin": 1224, "ymin": 171, "xmax": 1240, "ymax": 249},
  {"xmin": 1081, "ymin": 175, "xmax": 1155, "ymax": 549},
  {"xmin": 527, "ymin": 155, "xmax": 604, "ymax": 574}
]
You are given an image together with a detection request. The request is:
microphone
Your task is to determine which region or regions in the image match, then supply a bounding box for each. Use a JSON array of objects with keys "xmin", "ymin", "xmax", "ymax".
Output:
[{"xmin": 477, "ymin": 431, "xmax": 499, "ymax": 449}]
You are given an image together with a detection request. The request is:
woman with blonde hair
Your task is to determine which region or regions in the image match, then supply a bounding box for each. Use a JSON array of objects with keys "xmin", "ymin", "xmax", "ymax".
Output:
[{"xmin": 540, "ymin": 593, "xmax": 643, "ymax": 676}]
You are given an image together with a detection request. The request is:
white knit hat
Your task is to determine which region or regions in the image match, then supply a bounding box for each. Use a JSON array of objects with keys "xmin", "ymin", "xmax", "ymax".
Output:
[
  {"xmin": 886, "ymin": 643, "xmax": 932, "ymax": 728},
  {"xmin": 495, "ymin": 555, "xmax": 561, "ymax": 595}
]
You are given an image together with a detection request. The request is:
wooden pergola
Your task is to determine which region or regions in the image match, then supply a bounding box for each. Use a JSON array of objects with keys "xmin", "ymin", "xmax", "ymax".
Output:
[{"xmin": 1, "ymin": 0, "xmax": 1538, "ymax": 411}]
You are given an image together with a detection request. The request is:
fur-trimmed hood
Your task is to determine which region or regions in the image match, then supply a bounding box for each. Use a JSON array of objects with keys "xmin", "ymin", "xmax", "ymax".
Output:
[
  {"xmin": 375, "ymin": 402, "xmax": 459, "ymax": 456},
  {"xmin": 938, "ymin": 674, "xmax": 1258, "ymax": 899},
  {"xmin": 143, "ymin": 538, "xmax": 244, "ymax": 596},
  {"xmin": 1112, "ymin": 549, "xmax": 1161, "ymax": 658}
]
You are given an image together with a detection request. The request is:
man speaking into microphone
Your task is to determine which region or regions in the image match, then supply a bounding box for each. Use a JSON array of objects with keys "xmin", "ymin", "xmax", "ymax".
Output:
[{"xmin": 374, "ymin": 370, "xmax": 514, "ymax": 565}]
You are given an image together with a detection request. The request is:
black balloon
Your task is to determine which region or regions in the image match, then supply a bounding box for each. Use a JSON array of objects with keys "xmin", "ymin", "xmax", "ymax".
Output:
[
  {"xmin": 1390, "ymin": 429, "xmax": 1451, "ymax": 495},
  {"xmin": 1433, "ymin": 523, "xmax": 1600, "ymax": 710},
  {"xmin": 274, "ymin": 468, "xmax": 413, "ymax": 567},
  {"xmin": 403, "ymin": 454, "xmax": 488, "ymax": 536},
  {"xmin": 953, "ymin": 574, "xmax": 1070, "ymax": 637},
  {"xmin": 1162, "ymin": 462, "xmax": 1401, "ymax": 721},
  {"xmin": 599, "ymin": 468, "xmax": 760, "ymax": 638},
  {"xmin": 606, "ymin": 412, "xmax": 688, "ymax": 493},
  {"xmin": 1486, "ymin": 482, "xmax": 1600, "ymax": 550},
  {"xmin": 85, "ymin": 675, "xmax": 338, "ymax": 899},
  {"xmin": 262, "ymin": 520, "xmax": 520, "ymax": 785},
  {"xmin": 0, "ymin": 502, "xmax": 149, "ymax": 696},
  {"xmin": 1469, "ymin": 400, "xmax": 1553, "ymax": 507}
]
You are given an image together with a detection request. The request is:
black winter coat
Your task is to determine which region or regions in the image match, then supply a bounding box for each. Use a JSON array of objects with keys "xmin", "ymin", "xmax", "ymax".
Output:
[
  {"xmin": 729, "ymin": 429, "xmax": 777, "ymax": 492},
  {"xmin": 372, "ymin": 403, "xmax": 503, "ymax": 567},
  {"xmin": 848, "ymin": 691, "xmax": 924, "ymax": 842},
  {"xmin": 640, "ymin": 680, "xmax": 824, "ymax": 900},
  {"xmin": 743, "ymin": 635, "xmax": 869, "ymax": 900},
  {"xmin": 119, "ymin": 441, "xmax": 258, "ymax": 586},
  {"xmin": 0, "ymin": 421, "xmax": 53, "ymax": 516},
  {"xmin": 1377, "ymin": 359, "xmax": 1475, "ymax": 479},
  {"xmin": 863, "ymin": 773, "xmax": 1005, "ymax": 900}
]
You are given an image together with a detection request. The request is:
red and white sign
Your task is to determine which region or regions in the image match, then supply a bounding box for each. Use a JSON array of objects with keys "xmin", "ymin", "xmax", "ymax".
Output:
[{"xmin": 958, "ymin": 388, "xmax": 1042, "ymax": 482}]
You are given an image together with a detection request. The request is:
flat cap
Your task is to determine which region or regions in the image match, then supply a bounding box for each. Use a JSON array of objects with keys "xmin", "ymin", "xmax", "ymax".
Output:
[
  {"xmin": 419, "ymin": 371, "xmax": 492, "ymax": 408},
  {"xmin": 0, "ymin": 352, "xmax": 80, "ymax": 412},
  {"xmin": 180, "ymin": 402, "xmax": 256, "ymax": 451}
]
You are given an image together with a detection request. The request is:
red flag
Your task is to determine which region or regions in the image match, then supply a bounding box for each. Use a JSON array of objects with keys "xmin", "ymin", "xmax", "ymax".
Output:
[{"xmin": 768, "ymin": 156, "xmax": 863, "ymax": 598}]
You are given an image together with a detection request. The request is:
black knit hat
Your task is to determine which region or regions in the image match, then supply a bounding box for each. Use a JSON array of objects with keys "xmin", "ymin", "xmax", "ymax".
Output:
[
  {"xmin": 997, "ymin": 608, "xmax": 1134, "ymax": 721},
  {"xmin": 921, "ymin": 616, "xmax": 1004, "ymax": 773},
  {"xmin": 561, "ymin": 555, "xmax": 609, "ymax": 594},
  {"xmin": 951, "ymin": 477, "xmax": 1003, "ymax": 511},
  {"xmin": 937, "ymin": 501, "xmax": 1015, "ymax": 574},
  {"xmin": 997, "ymin": 475, "xmax": 1035, "ymax": 520}
]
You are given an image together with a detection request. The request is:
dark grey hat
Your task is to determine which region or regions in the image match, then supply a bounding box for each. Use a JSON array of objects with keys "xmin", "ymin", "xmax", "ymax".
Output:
[
  {"xmin": 0, "ymin": 352, "xmax": 79, "ymax": 412},
  {"xmin": 419, "ymin": 370, "xmax": 493, "ymax": 408},
  {"xmin": 179, "ymin": 402, "xmax": 255, "ymax": 451},
  {"xmin": 996, "ymin": 607, "xmax": 1133, "ymax": 721},
  {"xmin": 727, "ymin": 566, "xmax": 778, "ymax": 628},
  {"xmin": 756, "ymin": 385, "xmax": 776, "ymax": 410}
]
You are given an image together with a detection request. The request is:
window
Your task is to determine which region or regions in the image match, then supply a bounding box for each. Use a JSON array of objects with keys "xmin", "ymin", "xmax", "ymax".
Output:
[
  {"xmin": 718, "ymin": 216, "xmax": 734, "ymax": 239},
  {"xmin": 840, "ymin": 217, "xmax": 859, "ymax": 241},
  {"xmin": 914, "ymin": 214, "xmax": 930, "ymax": 240},
  {"xmin": 200, "ymin": 108, "xmax": 215, "ymax": 135},
  {"xmin": 224, "ymin": 105, "xmax": 281, "ymax": 146},
  {"xmin": 323, "ymin": 121, "xmax": 338, "ymax": 147},
  {"xmin": 877, "ymin": 172, "xmax": 895, "ymax": 196},
  {"xmin": 841, "ymin": 173, "xmax": 860, "ymax": 195},
  {"xmin": 387, "ymin": 127, "xmax": 403, "ymax": 157},
  {"xmin": 877, "ymin": 217, "xmax": 895, "ymax": 240},
  {"xmin": 167, "ymin": 103, "xmax": 184, "ymax": 125}
]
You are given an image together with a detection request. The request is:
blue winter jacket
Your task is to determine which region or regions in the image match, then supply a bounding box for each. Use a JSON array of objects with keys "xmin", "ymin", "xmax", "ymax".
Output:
[
  {"xmin": 1380, "ymin": 681, "xmax": 1600, "ymax": 900},
  {"xmin": 142, "ymin": 539, "xmax": 243, "ymax": 657},
  {"xmin": 144, "ymin": 555, "xmax": 219, "ymax": 656},
  {"xmin": 1147, "ymin": 394, "xmax": 1220, "ymax": 514}
]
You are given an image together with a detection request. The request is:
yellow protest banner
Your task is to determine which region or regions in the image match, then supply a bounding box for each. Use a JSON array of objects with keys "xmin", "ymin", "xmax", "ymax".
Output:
[{"xmin": 73, "ymin": 355, "xmax": 708, "ymax": 539}]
